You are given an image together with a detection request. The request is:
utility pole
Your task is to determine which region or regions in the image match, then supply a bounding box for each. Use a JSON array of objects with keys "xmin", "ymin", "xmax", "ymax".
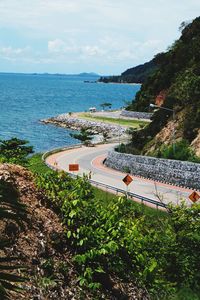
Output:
[{"xmin": 150, "ymin": 104, "xmax": 176, "ymax": 154}]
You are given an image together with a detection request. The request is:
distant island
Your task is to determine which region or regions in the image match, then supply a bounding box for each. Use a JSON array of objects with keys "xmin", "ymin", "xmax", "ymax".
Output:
[{"xmin": 0, "ymin": 72, "xmax": 101, "ymax": 77}]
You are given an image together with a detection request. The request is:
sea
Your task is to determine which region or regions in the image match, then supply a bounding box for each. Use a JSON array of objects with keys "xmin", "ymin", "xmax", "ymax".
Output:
[{"xmin": 0, "ymin": 73, "xmax": 140, "ymax": 153}]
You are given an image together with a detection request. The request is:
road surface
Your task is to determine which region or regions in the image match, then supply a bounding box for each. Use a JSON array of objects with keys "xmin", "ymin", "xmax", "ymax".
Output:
[{"xmin": 46, "ymin": 143, "xmax": 193, "ymax": 206}]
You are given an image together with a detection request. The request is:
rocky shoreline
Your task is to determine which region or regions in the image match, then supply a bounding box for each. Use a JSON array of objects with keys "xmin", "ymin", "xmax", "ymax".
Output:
[{"xmin": 41, "ymin": 113, "xmax": 129, "ymax": 142}]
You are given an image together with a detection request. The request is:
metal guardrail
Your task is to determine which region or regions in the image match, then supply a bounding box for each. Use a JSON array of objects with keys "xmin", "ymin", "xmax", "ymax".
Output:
[
  {"xmin": 89, "ymin": 179, "xmax": 167, "ymax": 209},
  {"xmin": 42, "ymin": 144, "xmax": 82, "ymax": 161},
  {"xmin": 43, "ymin": 148, "xmax": 167, "ymax": 209}
]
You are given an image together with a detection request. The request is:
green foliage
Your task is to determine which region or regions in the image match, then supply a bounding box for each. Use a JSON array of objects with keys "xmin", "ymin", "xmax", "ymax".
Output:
[
  {"xmin": 116, "ymin": 142, "xmax": 140, "ymax": 155},
  {"xmin": 102, "ymin": 131, "xmax": 109, "ymax": 143},
  {"xmin": 35, "ymin": 171, "xmax": 200, "ymax": 298},
  {"xmin": 99, "ymin": 59, "xmax": 157, "ymax": 84},
  {"xmin": 170, "ymin": 287, "xmax": 200, "ymax": 300},
  {"xmin": 0, "ymin": 138, "xmax": 33, "ymax": 166},
  {"xmin": 126, "ymin": 17, "xmax": 200, "ymax": 153},
  {"xmin": 152, "ymin": 139, "xmax": 200, "ymax": 162},
  {"xmin": 100, "ymin": 102, "xmax": 112, "ymax": 110},
  {"xmin": 70, "ymin": 128, "xmax": 94, "ymax": 146},
  {"xmin": 27, "ymin": 153, "xmax": 51, "ymax": 174}
]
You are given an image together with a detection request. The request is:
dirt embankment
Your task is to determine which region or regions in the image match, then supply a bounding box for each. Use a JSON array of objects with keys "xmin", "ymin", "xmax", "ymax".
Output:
[
  {"xmin": 0, "ymin": 164, "xmax": 149, "ymax": 300},
  {"xmin": 0, "ymin": 164, "xmax": 87, "ymax": 299}
]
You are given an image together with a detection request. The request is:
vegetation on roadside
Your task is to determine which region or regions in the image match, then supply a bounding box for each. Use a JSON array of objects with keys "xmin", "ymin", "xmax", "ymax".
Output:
[
  {"xmin": 1, "ymin": 137, "xmax": 200, "ymax": 299},
  {"xmin": 149, "ymin": 139, "xmax": 200, "ymax": 162},
  {"xmin": 35, "ymin": 171, "xmax": 200, "ymax": 299},
  {"xmin": 70, "ymin": 128, "xmax": 94, "ymax": 146},
  {"xmin": 123, "ymin": 17, "xmax": 200, "ymax": 158},
  {"xmin": 27, "ymin": 153, "xmax": 51, "ymax": 174}
]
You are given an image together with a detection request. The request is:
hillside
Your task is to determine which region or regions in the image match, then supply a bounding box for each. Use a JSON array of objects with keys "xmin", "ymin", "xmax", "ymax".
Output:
[
  {"xmin": 0, "ymin": 163, "xmax": 149, "ymax": 300},
  {"xmin": 98, "ymin": 59, "xmax": 157, "ymax": 84},
  {"xmin": 126, "ymin": 17, "xmax": 200, "ymax": 156},
  {"xmin": 0, "ymin": 164, "xmax": 86, "ymax": 299},
  {"xmin": 1, "ymin": 160, "xmax": 200, "ymax": 299}
]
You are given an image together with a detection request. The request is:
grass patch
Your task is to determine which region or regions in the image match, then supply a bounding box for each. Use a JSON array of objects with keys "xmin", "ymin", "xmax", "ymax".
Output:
[
  {"xmin": 79, "ymin": 113, "xmax": 149, "ymax": 128},
  {"xmin": 28, "ymin": 153, "xmax": 51, "ymax": 174},
  {"xmin": 92, "ymin": 186, "xmax": 167, "ymax": 218}
]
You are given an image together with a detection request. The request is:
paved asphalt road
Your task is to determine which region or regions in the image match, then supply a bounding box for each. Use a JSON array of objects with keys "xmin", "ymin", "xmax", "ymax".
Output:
[{"xmin": 46, "ymin": 143, "xmax": 192, "ymax": 206}]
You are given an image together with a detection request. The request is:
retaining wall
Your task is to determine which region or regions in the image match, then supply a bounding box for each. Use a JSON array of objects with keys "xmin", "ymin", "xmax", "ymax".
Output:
[
  {"xmin": 105, "ymin": 151, "xmax": 200, "ymax": 190},
  {"xmin": 120, "ymin": 110, "xmax": 153, "ymax": 120}
]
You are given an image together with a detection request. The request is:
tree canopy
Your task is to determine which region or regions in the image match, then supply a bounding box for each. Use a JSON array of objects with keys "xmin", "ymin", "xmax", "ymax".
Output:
[{"xmin": 0, "ymin": 138, "xmax": 34, "ymax": 165}]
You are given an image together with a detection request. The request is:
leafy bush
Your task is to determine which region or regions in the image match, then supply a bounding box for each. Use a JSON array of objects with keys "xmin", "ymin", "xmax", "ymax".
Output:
[
  {"xmin": 0, "ymin": 138, "xmax": 33, "ymax": 166},
  {"xmin": 155, "ymin": 139, "xmax": 200, "ymax": 162},
  {"xmin": 35, "ymin": 171, "xmax": 200, "ymax": 298}
]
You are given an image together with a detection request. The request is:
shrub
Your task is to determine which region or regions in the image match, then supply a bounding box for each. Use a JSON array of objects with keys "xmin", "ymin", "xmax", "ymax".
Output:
[
  {"xmin": 35, "ymin": 171, "xmax": 200, "ymax": 298},
  {"xmin": 156, "ymin": 139, "xmax": 200, "ymax": 162}
]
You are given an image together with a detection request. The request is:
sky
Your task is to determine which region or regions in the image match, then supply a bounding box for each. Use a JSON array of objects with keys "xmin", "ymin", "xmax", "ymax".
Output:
[{"xmin": 0, "ymin": 0, "xmax": 200, "ymax": 75}]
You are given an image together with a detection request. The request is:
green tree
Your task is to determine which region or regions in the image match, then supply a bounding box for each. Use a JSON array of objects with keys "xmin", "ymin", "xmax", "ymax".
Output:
[
  {"xmin": 0, "ymin": 138, "xmax": 33, "ymax": 166},
  {"xmin": 100, "ymin": 102, "xmax": 112, "ymax": 110},
  {"xmin": 70, "ymin": 128, "xmax": 94, "ymax": 146},
  {"xmin": 102, "ymin": 131, "xmax": 109, "ymax": 143}
]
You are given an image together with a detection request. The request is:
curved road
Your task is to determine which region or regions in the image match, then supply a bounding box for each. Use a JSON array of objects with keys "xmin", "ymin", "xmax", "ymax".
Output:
[{"xmin": 46, "ymin": 143, "xmax": 192, "ymax": 206}]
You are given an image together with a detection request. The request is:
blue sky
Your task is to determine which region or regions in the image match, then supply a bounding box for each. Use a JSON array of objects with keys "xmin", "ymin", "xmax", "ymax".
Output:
[{"xmin": 0, "ymin": 0, "xmax": 200, "ymax": 74}]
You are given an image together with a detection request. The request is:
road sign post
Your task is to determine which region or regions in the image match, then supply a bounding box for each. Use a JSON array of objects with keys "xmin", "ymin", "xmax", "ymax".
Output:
[
  {"xmin": 69, "ymin": 164, "xmax": 79, "ymax": 174},
  {"xmin": 189, "ymin": 191, "xmax": 200, "ymax": 203},
  {"xmin": 122, "ymin": 174, "xmax": 133, "ymax": 198}
]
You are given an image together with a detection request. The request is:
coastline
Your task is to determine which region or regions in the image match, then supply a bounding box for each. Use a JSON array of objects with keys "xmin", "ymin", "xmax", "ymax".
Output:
[{"xmin": 41, "ymin": 112, "xmax": 129, "ymax": 143}]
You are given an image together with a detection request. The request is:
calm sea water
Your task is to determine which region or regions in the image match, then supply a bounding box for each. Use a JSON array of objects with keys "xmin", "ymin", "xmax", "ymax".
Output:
[{"xmin": 0, "ymin": 73, "xmax": 140, "ymax": 152}]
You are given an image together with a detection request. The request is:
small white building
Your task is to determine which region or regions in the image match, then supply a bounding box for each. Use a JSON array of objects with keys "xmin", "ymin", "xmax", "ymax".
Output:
[{"xmin": 89, "ymin": 107, "xmax": 96, "ymax": 113}]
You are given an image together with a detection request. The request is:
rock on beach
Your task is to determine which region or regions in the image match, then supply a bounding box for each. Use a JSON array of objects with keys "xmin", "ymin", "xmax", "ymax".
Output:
[{"xmin": 41, "ymin": 113, "xmax": 128, "ymax": 141}]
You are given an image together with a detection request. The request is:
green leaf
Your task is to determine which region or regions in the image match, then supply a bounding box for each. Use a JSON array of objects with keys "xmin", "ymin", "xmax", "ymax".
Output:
[
  {"xmin": 69, "ymin": 210, "xmax": 76, "ymax": 218},
  {"xmin": 67, "ymin": 231, "xmax": 71, "ymax": 238},
  {"xmin": 149, "ymin": 260, "xmax": 158, "ymax": 273}
]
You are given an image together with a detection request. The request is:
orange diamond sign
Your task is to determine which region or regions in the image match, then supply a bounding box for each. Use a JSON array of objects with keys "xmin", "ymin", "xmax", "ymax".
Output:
[
  {"xmin": 189, "ymin": 191, "xmax": 200, "ymax": 203},
  {"xmin": 122, "ymin": 174, "xmax": 133, "ymax": 186}
]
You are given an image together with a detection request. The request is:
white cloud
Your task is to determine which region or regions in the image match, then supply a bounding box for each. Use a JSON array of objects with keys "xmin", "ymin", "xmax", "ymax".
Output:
[
  {"xmin": 0, "ymin": 46, "xmax": 31, "ymax": 60},
  {"xmin": 48, "ymin": 39, "xmax": 66, "ymax": 53},
  {"xmin": 0, "ymin": 0, "xmax": 200, "ymax": 73},
  {"xmin": 46, "ymin": 36, "xmax": 163, "ymax": 67}
]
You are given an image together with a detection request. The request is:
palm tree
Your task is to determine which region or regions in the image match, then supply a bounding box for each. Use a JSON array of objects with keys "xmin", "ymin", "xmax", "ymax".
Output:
[{"xmin": 0, "ymin": 179, "xmax": 27, "ymax": 298}]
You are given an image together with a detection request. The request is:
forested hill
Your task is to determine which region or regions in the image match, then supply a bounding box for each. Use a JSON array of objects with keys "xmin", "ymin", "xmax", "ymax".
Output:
[
  {"xmin": 98, "ymin": 59, "xmax": 156, "ymax": 83},
  {"xmin": 127, "ymin": 17, "xmax": 200, "ymax": 156}
]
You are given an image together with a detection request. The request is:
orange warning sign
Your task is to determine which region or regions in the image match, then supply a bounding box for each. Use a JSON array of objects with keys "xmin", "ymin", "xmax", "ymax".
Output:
[
  {"xmin": 189, "ymin": 191, "xmax": 200, "ymax": 203},
  {"xmin": 122, "ymin": 174, "xmax": 133, "ymax": 186},
  {"xmin": 69, "ymin": 164, "xmax": 79, "ymax": 172}
]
